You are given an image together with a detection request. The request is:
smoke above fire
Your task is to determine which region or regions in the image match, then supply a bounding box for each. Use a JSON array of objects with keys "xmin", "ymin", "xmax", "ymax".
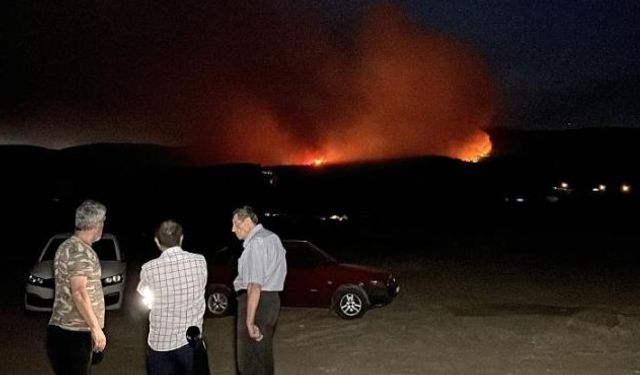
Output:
[
  {"xmin": 4, "ymin": 2, "xmax": 496, "ymax": 164},
  {"xmin": 194, "ymin": 3, "xmax": 496, "ymax": 165}
]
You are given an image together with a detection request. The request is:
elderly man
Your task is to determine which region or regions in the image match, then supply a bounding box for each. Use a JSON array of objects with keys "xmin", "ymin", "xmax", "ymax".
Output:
[
  {"xmin": 232, "ymin": 206, "xmax": 287, "ymax": 375},
  {"xmin": 47, "ymin": 199, "xmax": 107, "ymax": 375},
  {"xmin": 137, "ymin": 220, "xmax": 208, "ymax": 375}
]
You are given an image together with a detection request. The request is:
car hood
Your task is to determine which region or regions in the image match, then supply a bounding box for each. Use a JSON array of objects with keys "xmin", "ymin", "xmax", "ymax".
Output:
[
  {"xmin": 30, "ymin": 260, "xmax": 54, "ymax": 279},
  {"xmin": 337, "ymin": 263, "xmax": 391, "ymax": 279},
  {"xmin": 30, "ymin": 260, "xmax": 126, "ymax": 278},
  {"xmin": 101, "ymin": 261, "xmax": 127, "ymax": 276}
]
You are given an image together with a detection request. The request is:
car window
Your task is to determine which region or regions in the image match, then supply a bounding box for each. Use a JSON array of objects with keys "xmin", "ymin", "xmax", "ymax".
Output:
[
  {"xmin": 41, "ymin": 237, "xmax": 118, "ymax": 261},
  {"xmin": 210, "ymin": 245, "xmax": 242, "ymax": 265},
  {"xmin": 285, "ymin": 242, "xmax": 330, "ymax": 269}
]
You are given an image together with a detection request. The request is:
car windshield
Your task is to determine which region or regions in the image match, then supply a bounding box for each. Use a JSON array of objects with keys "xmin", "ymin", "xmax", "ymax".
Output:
[{"xmin": 41, "ymin": 237, "xmax": 118, "ymax": 261}]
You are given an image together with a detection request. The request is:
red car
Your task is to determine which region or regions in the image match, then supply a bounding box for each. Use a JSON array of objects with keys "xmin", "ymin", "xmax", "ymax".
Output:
[{"xmin": 205, "ymin": 240, "xmax": 400, "ymax": 319}]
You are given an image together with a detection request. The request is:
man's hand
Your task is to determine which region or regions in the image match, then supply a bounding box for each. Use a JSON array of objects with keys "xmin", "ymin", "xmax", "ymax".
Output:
[
  {"xmin": 247, "ymin": 323, "xmax": 263, "ymax": 342},
  {"xmin": 91, "ymin": 328, "xmax": 107, "ymax": 352}
]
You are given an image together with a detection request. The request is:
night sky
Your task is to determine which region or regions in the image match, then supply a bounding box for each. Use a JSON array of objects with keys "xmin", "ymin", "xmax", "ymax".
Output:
[{"xmin": 2, "ymin": 0, "xmax": 639, "ymax": 164}]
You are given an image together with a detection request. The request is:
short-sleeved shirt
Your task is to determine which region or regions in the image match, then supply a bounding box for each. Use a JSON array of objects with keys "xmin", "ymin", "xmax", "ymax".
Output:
[
  {"xmin": 137, "ymin": 247, "xmax": 208, "ymax": 351},
  {"xmin": 233, "ymin": 224, "xmax": 287, "ymax": 292},
  {"xmin": 49, "ymin": 236, "xmax": 105, "ymax": 331}
]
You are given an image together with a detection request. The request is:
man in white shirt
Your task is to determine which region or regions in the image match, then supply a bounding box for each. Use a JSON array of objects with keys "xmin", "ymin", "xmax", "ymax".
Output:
[
  {"xmin": 137, "ymin": 220, "xmax": 208, "ymax": 375},
  {"xmin": 232, "ymin": 206, "xmax": 287, "ymax": 375}
]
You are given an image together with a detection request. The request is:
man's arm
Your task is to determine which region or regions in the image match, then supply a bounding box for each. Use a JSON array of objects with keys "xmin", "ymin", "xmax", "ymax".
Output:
[
  {"xmin": 246, "ymin": 282, "xmax": 263, "ymax": 341},
  {"xmin": 70, "ymin": 275, "xmax": 106, "ymax": 351}
]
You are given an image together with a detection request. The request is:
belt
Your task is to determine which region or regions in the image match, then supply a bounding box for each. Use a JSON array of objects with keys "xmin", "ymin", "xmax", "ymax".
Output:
[{"xmin": 236, "ymin": 289, "xmax": 280, "ymax": 296}]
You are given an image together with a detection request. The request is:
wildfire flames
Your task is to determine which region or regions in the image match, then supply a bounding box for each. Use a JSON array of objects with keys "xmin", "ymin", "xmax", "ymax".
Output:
[
  {"xmin": 301, "ymin": 129, "xmax": 492, "ymax": 166},
  {"xmin": 192, "ymin": 3, "xmax": 496, "ymax": 166},
  {"xmin": 453, "ymin": 131, "xmax": 493, "ymax": 163}
]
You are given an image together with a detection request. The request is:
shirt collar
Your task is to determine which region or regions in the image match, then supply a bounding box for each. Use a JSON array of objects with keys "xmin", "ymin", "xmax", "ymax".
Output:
[
  {"xmin": 243, "ymin": 224, "xmax": 263, "ymax": 246},
  {"xmin": 161, "ymin": 246, "xmax": 182, "ymax": 256}
]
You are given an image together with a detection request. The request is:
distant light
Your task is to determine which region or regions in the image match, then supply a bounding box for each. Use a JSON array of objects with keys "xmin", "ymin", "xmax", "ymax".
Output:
[
  {"xmin": 592, "ymin": 184, "xmax": 607, "ymax": 193},
  {"xmin": 505, "ymin": 196, "xmax": 526, "ymax": 203},
  {"xmin": 621, "ymin": 184, "xmax": 631, "ymax": 193},
  {"xmin": 553, "ymin": 181, "xmax": 572, "ymax": 193},
  {"xmin": 329, "ymin": 214, "xmax": 349, "ymax": 222}
]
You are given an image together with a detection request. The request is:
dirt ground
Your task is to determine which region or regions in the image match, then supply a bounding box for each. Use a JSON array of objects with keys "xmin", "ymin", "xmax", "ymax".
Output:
[{"xmin": 3, "ymin": 249, "xmax": 640, "ymax": 375}]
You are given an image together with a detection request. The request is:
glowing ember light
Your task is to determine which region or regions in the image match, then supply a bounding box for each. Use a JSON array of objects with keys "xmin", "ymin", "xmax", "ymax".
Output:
[{"xmin": 313, "ymin": 158, "xmax": 325, "ymax": 167}]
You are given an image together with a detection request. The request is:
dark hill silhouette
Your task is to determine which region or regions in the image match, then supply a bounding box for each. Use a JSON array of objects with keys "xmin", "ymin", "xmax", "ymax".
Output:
[
  {"xmin": 1, "ymin": 128, "xmax": 640, "ymax": 213},
  {"xmin": 59, "ymin": 143, "xmax": 189, "ymax": 169}
]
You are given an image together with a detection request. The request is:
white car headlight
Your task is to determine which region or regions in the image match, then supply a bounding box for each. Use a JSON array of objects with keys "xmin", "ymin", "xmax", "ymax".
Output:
[
  {"xmin": 102, "ymin": 274, "xmax": 123, "ymax": 285},
  {"xmin": 27, "ymin": 274, "xmax": 45, "ymax": 285}
]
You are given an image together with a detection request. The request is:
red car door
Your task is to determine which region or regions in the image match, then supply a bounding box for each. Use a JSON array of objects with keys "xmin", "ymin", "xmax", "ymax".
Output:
[{"xmin": 281, "ymin": 241, "xmax": 335, "ymax": 307}]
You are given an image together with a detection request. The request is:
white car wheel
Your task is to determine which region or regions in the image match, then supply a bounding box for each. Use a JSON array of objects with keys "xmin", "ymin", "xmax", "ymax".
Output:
[
  {"xmin": 332, "ymin": 286, "xmax": 368, "ymax": 319},
  {"xmin": 207, "ymin": 291, "xmax": 230, "ymax": 317}
]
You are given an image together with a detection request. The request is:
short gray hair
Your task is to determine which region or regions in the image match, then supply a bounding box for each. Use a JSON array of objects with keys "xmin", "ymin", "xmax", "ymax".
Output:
[
  {"xmin": 232, "ymin": 206, "xmax": 259, "ymax": 224},
  {"xmin": 75, "ymin": 200, "xmax": 107, "ymax": 230}
]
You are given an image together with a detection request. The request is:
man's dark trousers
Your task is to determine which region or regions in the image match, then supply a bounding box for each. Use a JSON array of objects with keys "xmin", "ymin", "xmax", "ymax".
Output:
[
  {"xmin": 236, "ymin": 292, "xmax": 280, "ymax": 375},
  {"xmin": 47, "ymin": 325, "xmax": 93, "ymax": 375}
]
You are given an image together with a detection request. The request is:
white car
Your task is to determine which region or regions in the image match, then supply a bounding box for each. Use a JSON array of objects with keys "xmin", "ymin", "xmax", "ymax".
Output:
[{"xmin": 25, "ymin": 233, "xmax": 127, "ymax": 312}]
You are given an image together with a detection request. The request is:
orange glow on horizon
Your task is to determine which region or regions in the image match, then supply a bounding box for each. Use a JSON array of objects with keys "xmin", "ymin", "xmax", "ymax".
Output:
[
  {"xmin": 312, "ymin": 157, "xmax": 325, "ymax": 167},
  {"xmin": 289, "ymin": 130, "xmax": 492, "ymax": 166},
  {"xmin": 457, "ymin": 131, "xmax": 493, "ymax": 163}
]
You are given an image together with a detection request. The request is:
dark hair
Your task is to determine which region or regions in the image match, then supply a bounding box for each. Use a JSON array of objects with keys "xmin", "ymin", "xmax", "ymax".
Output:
[
  {"xmin": 155, "ymin": 220, "xmax": 183, "ymax": 248},
  {"xmin": 232, "ymin": 206, "xmax": 259, "ymax": 224}
]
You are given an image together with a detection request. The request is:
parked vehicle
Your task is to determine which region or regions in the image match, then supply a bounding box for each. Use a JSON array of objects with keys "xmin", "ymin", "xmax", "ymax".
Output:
[
  {"xmin": 25, "ymin": 233, "xmax": 127, "ymax": 311},
  {"xmin": 206, "ymin": 240, "xmax": 399, "ymax": 319}
]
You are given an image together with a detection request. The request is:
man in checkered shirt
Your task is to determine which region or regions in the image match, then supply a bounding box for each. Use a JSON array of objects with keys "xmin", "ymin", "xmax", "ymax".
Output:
[{"xmin": 137, "ymin": 220, "xmax": 208, "ymax": 375}]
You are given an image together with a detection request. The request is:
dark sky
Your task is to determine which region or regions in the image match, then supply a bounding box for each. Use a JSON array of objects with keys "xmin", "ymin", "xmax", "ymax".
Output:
[{"xmin": 2, "ymin": 0, "xmax": 639, "ymax": 163}]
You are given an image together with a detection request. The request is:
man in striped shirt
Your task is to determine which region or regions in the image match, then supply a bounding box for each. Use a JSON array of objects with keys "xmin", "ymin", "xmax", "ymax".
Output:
[{"xmin": 137, "ymin": 220, "xmax": 208, "ymax": 375}]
